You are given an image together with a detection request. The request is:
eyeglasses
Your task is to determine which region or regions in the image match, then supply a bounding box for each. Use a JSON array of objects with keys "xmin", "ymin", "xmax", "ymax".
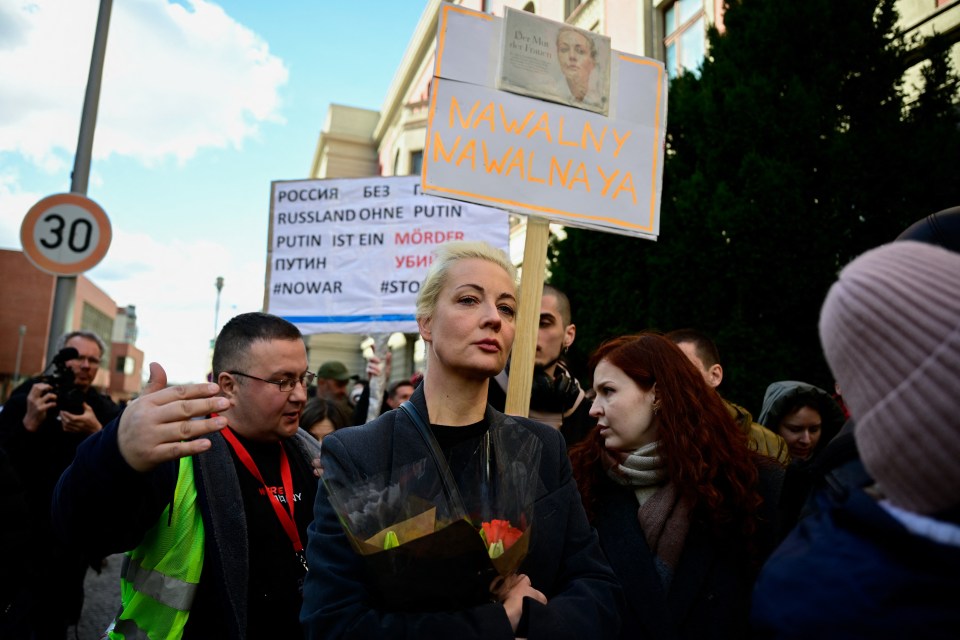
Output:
[{"xmin": 228, "ymin": 370, "xmax": 316, "ymax": 392}]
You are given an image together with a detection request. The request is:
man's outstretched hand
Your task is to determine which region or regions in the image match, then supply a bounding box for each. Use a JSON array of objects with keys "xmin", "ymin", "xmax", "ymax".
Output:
[{"xmin": 118, "ymin": 363, "xmax": 229, "ymax": 472}]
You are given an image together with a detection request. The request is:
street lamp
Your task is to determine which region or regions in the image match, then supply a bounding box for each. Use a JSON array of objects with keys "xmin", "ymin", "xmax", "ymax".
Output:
[{"xmin": 214, "ymin": 276, "xmax": 224, "ymax": 342}]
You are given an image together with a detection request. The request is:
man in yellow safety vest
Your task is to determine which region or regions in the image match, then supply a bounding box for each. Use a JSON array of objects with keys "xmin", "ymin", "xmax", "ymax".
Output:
[{"xmin": 53, "ymin": 312, "xmax": 321, "ymax": 638}]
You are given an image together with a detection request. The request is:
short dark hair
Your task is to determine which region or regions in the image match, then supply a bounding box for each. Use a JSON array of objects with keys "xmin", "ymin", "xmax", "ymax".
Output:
[
  {"xmin": 777, "ymin": 392, "xmax": 826, "ymax": 424},
  {"xmin": 299, "ymin": 397, "xmax": 350, "ymax": 432},
  {"xmin": 666, "ymin": 328, "xmax": 721, "ymax": 369},
  {"xmin": 387, "ymin": 379, "xmax": 415, "ymax": 400},
  {"xmin": 542, "ymin": 284, "xmax": 572, "ymax": 326},
  {"xmin": 212, "ymin": 312, "xmax": 302, "ymax": 379}
]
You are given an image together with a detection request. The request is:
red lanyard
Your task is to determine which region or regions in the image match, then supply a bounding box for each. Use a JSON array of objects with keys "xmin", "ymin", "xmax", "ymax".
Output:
[{"xmin": 221, "ymin": 426, "xmax": 305, "ymax": 561}]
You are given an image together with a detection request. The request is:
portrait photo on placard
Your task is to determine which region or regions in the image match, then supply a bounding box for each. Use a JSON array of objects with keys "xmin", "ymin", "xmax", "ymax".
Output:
[{"xmin": 496, "ymin": 8, "xmax": 611, "ymax": 115}]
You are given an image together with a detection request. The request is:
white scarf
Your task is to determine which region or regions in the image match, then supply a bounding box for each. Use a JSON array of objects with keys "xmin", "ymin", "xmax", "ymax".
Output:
[{"xmin": 606, "ymin": 441, "xmax": 665, "ymax": 506}]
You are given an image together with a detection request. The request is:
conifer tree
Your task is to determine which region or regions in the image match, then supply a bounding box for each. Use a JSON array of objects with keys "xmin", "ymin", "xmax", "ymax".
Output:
[{"xmin": 550, "ymin": 0, "xmax": 960, "ymax": 408}]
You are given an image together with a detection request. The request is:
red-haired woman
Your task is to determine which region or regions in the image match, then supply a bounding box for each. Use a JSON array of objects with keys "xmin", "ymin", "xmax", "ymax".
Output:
[{"xmin": 570, "ymin": 333, "xmax": 783, "ymax": 639}]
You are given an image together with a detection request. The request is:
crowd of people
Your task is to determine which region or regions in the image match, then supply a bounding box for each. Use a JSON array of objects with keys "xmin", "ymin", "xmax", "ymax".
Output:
[{"xmin": 1, "ymin": 226, "xmax": 958, "ymax": 638}]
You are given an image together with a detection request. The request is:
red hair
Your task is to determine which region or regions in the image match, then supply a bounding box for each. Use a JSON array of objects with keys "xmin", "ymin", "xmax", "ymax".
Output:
[{"xmin": 570, "ymin": 333, "xmax": 763, "ymax": 536}]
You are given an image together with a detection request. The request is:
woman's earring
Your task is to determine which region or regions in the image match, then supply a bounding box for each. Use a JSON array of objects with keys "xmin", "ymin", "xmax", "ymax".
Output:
[{"xmin": 652, "ymin": 399, "xmax": 662, "ymax": 415}]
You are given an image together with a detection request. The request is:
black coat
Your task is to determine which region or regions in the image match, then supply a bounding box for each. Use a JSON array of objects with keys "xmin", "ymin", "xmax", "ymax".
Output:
[
  {"xmin": 592, "ymin": 463, "xmax": 783, "ymax": 640},
  {"xmin": 0, "ymin": 378, "xmax": 119, "ymax": 530},
  {"xmin": 301, "ymin": 386, "xmax": 623, "ymax": 639},
  {"xmin": 0, "ymin": 378, "xmax": 119, "ymax": 629},
  {"xmin": 0, "ymin": 445, "xmax": 30, "ymax": 634}
]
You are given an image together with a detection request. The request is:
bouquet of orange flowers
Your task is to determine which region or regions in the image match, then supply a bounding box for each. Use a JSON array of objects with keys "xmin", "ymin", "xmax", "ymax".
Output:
[{"xmin": 322, "ymin": 419, "xmax": 542, "ymax": 612}]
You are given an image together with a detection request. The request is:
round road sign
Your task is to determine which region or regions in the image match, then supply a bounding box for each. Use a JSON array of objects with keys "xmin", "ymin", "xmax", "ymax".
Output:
[{"xmin": 20, "ymin": 193, "xmax": 112, "ymax": 276}]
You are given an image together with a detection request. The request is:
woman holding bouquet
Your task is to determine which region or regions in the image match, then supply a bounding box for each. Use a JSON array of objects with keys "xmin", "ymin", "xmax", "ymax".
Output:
[
  {"xmin": 570, "ymin": 333, "xmax": 783, "ymax": 639},
  {"xmin": 301, "ymin": 242, "xmax": 621, "ymax": 638}
]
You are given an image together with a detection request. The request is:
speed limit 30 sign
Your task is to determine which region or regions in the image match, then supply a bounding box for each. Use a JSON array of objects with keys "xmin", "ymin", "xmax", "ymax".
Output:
[{"xmin": 20, "ymin": 193, "xmax": 112, "ymax": 276}]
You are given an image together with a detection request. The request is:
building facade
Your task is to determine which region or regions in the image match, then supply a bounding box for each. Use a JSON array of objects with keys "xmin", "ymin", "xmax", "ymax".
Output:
[
  {"xmin": 109, "ymin": 305, "xmax": 145, "ymax": 403},
  {"xmin": 305, "ymin": 0, "xmax": 958, "ymax": 379},
  {"xmin": 317, "ymin": 0, "xmax": 958, "ymax": 183},
  {"xmin": 0, "ymin": 249, "xmax": 143, "ymax": 403}
]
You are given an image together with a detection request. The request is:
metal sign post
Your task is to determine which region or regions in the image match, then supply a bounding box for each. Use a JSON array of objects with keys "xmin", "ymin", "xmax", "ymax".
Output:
[{"xmin": 44, "ymin": 0, "xmax": 113, "ymax": 358}]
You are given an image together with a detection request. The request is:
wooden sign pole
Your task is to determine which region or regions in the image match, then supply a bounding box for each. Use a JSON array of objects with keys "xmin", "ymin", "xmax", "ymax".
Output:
[{"xmin": 504, "ymin": 216, "xmax": 550, "ymax": 417}]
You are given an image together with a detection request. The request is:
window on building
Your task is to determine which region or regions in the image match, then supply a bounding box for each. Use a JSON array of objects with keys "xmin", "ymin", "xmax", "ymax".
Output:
[
  {"xmin": 664, "ymin": 0, "xmax": 705, "ymax": 80},
  {"xmin": 410, "ymin": 150, "xmax": 423, "ymax": 175},
  {"xmin": 565, "ymin": 0, "xmax": 583, "ymax": 18},
  {"xmin": 115, "ymin": 356, "xmax": 135, "ymax": 375}
]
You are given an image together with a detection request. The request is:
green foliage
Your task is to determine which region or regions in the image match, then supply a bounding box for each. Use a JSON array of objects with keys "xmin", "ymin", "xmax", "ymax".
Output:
[{"xmin": 549, "ymin": 0, "xmax": 960, "ymax": 414}]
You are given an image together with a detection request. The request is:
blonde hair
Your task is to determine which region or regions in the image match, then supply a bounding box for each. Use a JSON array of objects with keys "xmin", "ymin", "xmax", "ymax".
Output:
[{"xmin": 416, "ymin": 241, "xmax": 517, "ymax": 321}]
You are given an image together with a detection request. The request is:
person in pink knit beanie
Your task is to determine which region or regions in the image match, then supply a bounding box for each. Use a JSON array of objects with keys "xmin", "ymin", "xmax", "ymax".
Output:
[{"xmin": 751, "ymin": 240, "xmax": 960, "ymax": 639}]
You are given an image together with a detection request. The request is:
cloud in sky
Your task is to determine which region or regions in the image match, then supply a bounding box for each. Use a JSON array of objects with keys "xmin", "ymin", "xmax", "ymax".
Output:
[
  {"xmin": 0, "ymin": 0, "xmax": 291, "ymax": 383},
  {"xmin": 97, "ymin": 225, "xmax": 267, "ymax": 382},
  {"xmin": 0, "ymin": 0, "xmax": 288, "ymax": 169}
]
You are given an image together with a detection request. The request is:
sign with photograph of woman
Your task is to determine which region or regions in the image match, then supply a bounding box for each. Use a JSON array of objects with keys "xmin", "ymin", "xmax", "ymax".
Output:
[
  {"xmin": 497, "ymin": 9, "xmax": 611, "ymax": 115},
  {"xmin": 424, "ymin": 4, "xmax": 666, "ymax": 240}
]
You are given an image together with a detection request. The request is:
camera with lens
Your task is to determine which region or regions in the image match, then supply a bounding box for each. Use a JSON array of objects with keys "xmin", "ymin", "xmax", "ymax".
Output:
[{"xmin": 38, "ymin": 347, "xmax": 87, "ymax": 415}]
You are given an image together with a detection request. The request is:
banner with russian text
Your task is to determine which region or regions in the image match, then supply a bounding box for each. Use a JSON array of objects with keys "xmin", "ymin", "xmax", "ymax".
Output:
[
  {"xmin": 422, "ymin": 5, "xmax": 667, "ymax": 240},
  {"xmin": 266, "ymin": 176, "xmax": 509, "ymax": 335}
]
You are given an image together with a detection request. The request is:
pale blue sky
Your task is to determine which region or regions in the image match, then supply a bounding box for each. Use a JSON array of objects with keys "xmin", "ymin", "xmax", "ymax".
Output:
[{"xmin": 0, "ymin": 0, "xmax": 427, "ymax": 382}]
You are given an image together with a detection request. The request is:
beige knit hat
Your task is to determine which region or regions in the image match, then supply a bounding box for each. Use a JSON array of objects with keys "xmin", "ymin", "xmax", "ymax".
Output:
[{"xmin": 819, "ymin": 241, "xmax": 960, "ymax": 515}]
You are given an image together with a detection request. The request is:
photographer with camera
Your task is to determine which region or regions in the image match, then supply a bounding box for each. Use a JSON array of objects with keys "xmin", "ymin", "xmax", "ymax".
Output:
[
  {"xmin": 0, "ymin": 330, "xmax": 118, "ymax": 638},
  {"xmin": 488, "ymin": 284, "xmax": 595, "ymax": 448},
  {"xmin": 21, "ymin": 332, "xmax": 115, "ymax": 434}
]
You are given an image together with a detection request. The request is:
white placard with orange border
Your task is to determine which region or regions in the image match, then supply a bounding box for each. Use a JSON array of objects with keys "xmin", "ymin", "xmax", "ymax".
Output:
[{"xmin": 422, "ymin": 5, "xmax": 667, "ymax": 240}]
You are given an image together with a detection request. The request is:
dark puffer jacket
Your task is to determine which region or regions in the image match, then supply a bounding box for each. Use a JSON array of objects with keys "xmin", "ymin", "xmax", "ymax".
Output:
[{"xmin": 751, "ymin": 487, "xmax": 960, "ymax": 639}]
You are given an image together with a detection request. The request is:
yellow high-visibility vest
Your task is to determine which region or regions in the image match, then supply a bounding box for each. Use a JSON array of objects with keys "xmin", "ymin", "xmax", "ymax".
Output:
[{"xmin": 108, "ymin": 457, "xmax": 204, "ymax": 640}]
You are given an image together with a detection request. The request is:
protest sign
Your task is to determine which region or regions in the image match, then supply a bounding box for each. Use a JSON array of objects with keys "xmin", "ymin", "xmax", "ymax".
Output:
[
  {"xmin": 420, "ymin": 5, "xmax": 668, "ymax": 416},
  {"xmin": 266, "ymin": 175, "xmax": 509, "ymax": 335},
  {"xmin": 423, "ymin": 5, "xmax": 667, "ymax": 240}
]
